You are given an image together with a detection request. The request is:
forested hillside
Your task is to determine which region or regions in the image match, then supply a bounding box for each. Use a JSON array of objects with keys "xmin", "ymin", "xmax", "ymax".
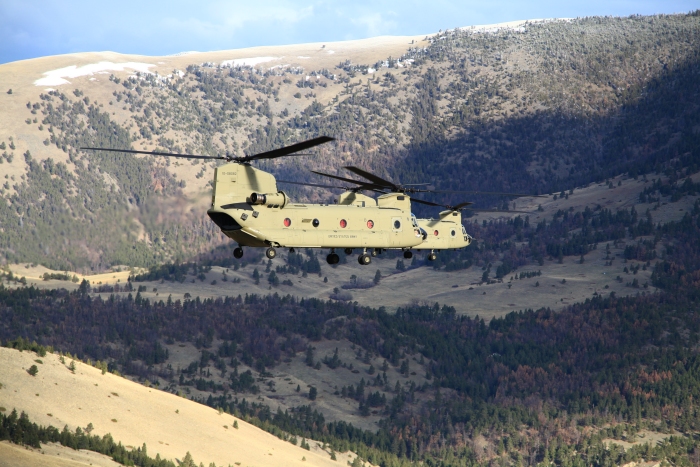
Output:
[
  {"xmin": 1, "ymin": 13, "xmax": 699, "ymax": 270},
  {"xmin": 2, "ymin": 199, "xmax": 700, "ymax": 465}
]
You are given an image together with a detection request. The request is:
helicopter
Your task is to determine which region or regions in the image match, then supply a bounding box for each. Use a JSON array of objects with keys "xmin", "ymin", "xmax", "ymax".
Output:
[
  {"xmin": 83, "ymin": 136, "xmax": 537, "ymax": 266},
  {"xmin": 84, "ymin": 136, "xmax": 423, "ymax": 266}
]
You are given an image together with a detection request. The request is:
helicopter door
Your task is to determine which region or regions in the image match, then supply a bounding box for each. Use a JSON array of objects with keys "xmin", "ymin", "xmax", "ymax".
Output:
[{"xmin": 390, "ymin": 217, "xmax": 404, "ymax": 246}]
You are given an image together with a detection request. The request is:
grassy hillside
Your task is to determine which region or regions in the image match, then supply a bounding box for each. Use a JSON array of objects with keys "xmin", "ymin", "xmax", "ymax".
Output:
[{"xmin": 0, "ymin": 346, "xmax": 353, "ymax": 467}]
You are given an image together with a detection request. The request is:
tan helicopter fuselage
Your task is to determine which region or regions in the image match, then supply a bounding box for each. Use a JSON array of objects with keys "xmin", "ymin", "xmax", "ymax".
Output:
[
  {"xmin": 206, "ymin": 163, "xmax": 424, "ymax": 250},
  {"xmin": 414, "ymin": 211, "xmax": 473, "ymax": 251}
]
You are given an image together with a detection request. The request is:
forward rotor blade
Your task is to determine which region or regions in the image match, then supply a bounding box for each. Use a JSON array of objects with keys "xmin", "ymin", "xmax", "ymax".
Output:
[
  {"xmin": 81, "ymin": 147, "xmax": 225, "ymax": 160},
  {"xmin": 343, "ymin": 166, "xmax": 397, "ymax": 189},
  {"xmin": 241, "ymin": 136, "xmax": 334, "ymax": 162}
]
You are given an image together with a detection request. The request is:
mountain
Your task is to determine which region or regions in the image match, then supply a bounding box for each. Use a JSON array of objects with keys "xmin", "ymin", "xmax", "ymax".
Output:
[{"xmin": 1, "ymin": 13, "xmax": 699, "ymax": 270}]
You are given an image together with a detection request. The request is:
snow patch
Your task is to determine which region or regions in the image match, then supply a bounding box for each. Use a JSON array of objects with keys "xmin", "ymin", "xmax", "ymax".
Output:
[
  {"xmin": 297, "ymin": 56, "xmax": 310, "ymax": 59},
  {"xmin": 168, "ymin": 51, "xmax": 199, "ymax": 56},
  {"xmin": 221, "ymin": 56, "xmax": 277, "ymax": 67},
  {"xmin": 34, "ymin": 61, "xmax": 155, "ymax": 86},
  {"xmin": 326, "ymin": 50, "xmax": 335, "ymax": 54}
]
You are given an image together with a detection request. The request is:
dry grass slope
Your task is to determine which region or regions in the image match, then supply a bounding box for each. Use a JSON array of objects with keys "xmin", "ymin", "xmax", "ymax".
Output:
[{"xmin": 0, "ymin": 347, "xmax": 357, "ymax": 467}]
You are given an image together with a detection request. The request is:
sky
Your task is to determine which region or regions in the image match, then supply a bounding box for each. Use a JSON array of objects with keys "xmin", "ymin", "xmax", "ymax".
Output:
[{"xmin": 1, "ymin": 0, "xmax": 697, "ymax": 64}]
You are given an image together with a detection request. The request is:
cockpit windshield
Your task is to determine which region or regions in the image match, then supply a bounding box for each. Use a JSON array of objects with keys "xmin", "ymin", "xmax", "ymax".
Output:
[{"xmin": 411, "ymin": 213, "xmax": 419, "ymax": 228}]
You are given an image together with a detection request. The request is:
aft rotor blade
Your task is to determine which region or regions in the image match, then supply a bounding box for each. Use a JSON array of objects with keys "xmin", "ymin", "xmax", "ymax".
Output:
[
  {"xmin": 409, "ymin": 197, "xmax": 445, "ymax": 208},
  {"xmin": 241, "ymin": 136, "xmax": 334, "ymax": 162},
  {"xmin": 343, "ymin": 166, "xmax": 397, "ymax": 189},
  {"xmin": 450, "ymin": 201, "xmax": 474, "ymax": 210},
  {"xmin": 410, "ymin": 199, "xmax": 475, "ymax": 210},
  {"xmin": 277, "ymin": 180, "xmax": 350, "ymax": 190},
  {"xmin": 431, "ymin": 188, "xmax": 547, "ymax": 197},
  {"xmin": 465, "ymin": 208, "xmax": 532, "ymax": 214},
  {"xmin": 311, "ymin": 170, "xmax": 385, "ymax": 190},
  {"xmin": 81, "ymin": 147, "xmax": 225, "ymax": 160}
]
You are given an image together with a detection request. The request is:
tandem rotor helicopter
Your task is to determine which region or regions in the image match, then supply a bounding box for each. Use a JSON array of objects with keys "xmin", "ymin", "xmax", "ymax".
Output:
[{"xmin": 84, "ymin": 136, "xmax": 535, "ymax": 266}]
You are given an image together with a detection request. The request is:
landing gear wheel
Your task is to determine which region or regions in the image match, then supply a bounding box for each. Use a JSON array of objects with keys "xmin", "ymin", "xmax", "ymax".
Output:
[
  {"xmin": 265, "ymin": 247, "xmax": 277, "ymax": 259},
  {"xmin": 344, "ymin": 248, "xmax": 353, "ymax": 255},
  {"xmin": 428, "ymin": 253, "xmax": 437, "ymax": 261},
  {"xmin": 233, "ymin": 247, "xmax": 244, "ymax": 259},
  {"xmin": 326, "ymin": 253, "xmax": 340, "ymax": 265},
  {"xmin": 403, "ymin": 250, "xmax": 413, "ymax": 259},
  {"xmin": 358, "ymin": 254, "xmax": 372, "ymax": 266}
]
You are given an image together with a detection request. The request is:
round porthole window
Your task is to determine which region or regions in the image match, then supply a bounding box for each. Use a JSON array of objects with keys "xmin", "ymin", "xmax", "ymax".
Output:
[
  {"xmin": 434, "ymin": 230, "xmax": 439, "ymax": 236},
  {"xmin": 451, "ymin": 230, "xmax": 456, "ymax": 237},
  {"xmin": 339, "ymin": 219, "xmax": 347, "ymax": 228},
  {"xmin": 367, "ymin": 220, "xmax": 374, "ymax": 229},
  {"xmin": 312, "ymin": 219, "xmax": 320, "ymax": 227},
  {"xmin": 394, "ymin": 220, "xmax": 401, "ymax": 229},
  {"xmin": 283, "ymin": 218, "xmax": 291, "ymax": 227}
]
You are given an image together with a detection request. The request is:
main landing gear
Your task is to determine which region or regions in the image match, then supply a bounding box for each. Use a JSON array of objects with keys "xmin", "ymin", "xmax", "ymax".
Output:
[
  {"xmin": 326, "ymin": 249, "xmax": 340, "ymax": 265},
  {"xmin": 358, "ymin": 248, "xmax": 372, "ymax": 265},
  {"xmin": 427, "ymin": 250, "xmax": 437, "ymax": 261},
  {"xmin": 403, "ymin": 250, "xmax": 413, "ymax": 259},
  {"xmin": 233, "ymin": 247, "xmax": 244, "ymax": 259},
  {"xmin": 265, "ymin": 247, "xmax": 277, "ymax": 259}
]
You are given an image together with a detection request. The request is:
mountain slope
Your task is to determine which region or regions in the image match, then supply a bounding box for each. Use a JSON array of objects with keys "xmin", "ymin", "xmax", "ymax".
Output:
[{"xmin": 0, "ymin": 347, "xmax": 348, "ymax": 467}]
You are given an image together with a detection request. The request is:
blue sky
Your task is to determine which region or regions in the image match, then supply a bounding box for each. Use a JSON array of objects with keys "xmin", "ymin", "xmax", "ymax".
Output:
[{"xmin": 1, "ymin": 0, "xmax": 697, "ymax": 64}]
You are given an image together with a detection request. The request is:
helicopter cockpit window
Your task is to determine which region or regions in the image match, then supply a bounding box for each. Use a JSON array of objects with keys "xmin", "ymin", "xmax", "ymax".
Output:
[
  {"xmin": 411, "ymin": 214, "xmax": 419, "ymax": 228},
  {"xmin": 462, "ymin": 225, "xmax": 467, "ymax": 234}
]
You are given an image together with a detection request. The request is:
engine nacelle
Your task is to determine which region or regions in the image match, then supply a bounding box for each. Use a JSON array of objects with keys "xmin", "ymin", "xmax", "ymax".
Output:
[{"xmin": 249, "ymin": 192, "xmax": 287, "ymax": 208}]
